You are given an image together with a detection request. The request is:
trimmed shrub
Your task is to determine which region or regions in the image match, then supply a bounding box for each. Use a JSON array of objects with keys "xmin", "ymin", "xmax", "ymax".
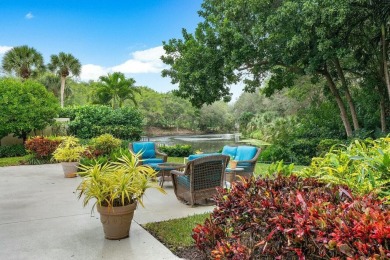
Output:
[
  {"xmin": 89, "ymin": 134, "xmax": 122, "ymax": 155},
  {"xmin": 0, "ymin": 144, "xmax": 27, "ymax": 158},
  {"xmin": 159, "ymin": 144, "xmax": 193, "ymax": 157},
  {"xmin": 193, "ymin": 175, "xmax": 390, "ymax": 259},
  {"xmin": 258, "ymin": 144, "xmax": 292, "ymax": 163},
  {"xmin": 67, "ymin": 105, "xmax": 143, "ymax": 140}
]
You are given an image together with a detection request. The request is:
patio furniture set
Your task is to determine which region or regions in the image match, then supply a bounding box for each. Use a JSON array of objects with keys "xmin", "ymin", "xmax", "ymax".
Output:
[{"xmin": 129, "ymin": 141, "xmax": 261, "ymax": 206}]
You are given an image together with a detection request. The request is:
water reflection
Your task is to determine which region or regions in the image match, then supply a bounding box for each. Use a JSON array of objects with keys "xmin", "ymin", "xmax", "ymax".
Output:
[{"xmin": 149, "ymin": 134, "xmax": 239, "ymax": 153}]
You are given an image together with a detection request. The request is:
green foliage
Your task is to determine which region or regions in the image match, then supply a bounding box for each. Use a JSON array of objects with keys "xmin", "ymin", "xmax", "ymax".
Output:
[
  {"xmin": 317, "ymin": 139, "xmax": 345, "ymax": 156},
  {"xmin": 89, "ymin": 134, "xmax": 122, "ymax": 155},
  {"xmin": 259, "ymin": 144, "xmax": 292, "ymax": 163},
  {"xmin": 0, "ymin": 144, "xmax": 27, "ymax": 158},
  {"xmin": 298, "ymin": 137, "xmax": 390, "ymax": 199},
  {"xmin": 77, "ymin": 153, "xmax": 166, "ymax": 208},
  {"xmin": 159, "ymin": 144, "xmax": 193, "ymax": 157},
  {"xmin": 67, "ymin": 105, "xmax": 143, "ymax": 140},
  {"xmin": 93, "ymin": 72, "xmax": 140, "ymax": 108},
  {"xmin": 0, "ymin": 78, "xmax": 60, "ymax": 140},
  {"xmin": 289, "ymin": 138, "xmax": 320, "ymax": 166}
]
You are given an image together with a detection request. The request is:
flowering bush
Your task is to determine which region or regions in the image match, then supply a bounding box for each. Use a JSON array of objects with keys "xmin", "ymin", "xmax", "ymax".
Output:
[
  {"xmin": 25, "ymin": 136, "xmax": 62, "ymax": 160},
  {"xmin": 192, "ymin": 176, "xmax": 390, "ymax": 259}
]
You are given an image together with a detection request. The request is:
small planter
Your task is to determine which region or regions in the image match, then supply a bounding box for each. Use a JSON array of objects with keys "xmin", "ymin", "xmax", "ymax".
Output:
[
  {"xmin": 97, "ymin": 202, "xmax": 137, "ymax": 240},
  {"xmin": 230, "ymin": 160, "xmax": 238, "ymax": 169},
  {"xmin": 61, "ymin": 162, "xmax": 79, "ymax": 178}
]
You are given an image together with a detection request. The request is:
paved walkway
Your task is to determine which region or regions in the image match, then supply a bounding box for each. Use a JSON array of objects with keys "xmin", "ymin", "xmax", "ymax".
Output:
[{"xmin": 0, "ymin": 164, "xmax": 214, "ymax": 260}]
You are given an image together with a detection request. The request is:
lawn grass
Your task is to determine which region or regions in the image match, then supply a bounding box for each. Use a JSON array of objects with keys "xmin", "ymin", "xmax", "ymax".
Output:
[
  {"xmin": 143, "ymin": 212, "xmax": 210, "ymax": 251},
  {"xmin": 0, "ymin": 156, "xmax": 29, "ymax": 167}
]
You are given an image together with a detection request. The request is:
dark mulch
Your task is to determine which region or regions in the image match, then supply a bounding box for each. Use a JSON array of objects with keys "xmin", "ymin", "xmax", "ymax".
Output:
[{"xmin": 175, "ymin": 246, "xmax": 208, "ymax": 260}]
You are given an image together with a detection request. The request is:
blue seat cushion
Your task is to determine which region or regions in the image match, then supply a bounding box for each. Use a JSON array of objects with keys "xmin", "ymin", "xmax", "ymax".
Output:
[
  {"xmin": 188, "ymin": 153, "xmax": 220, "ymax": 161},
  {"xmin": 143, "ymin": 162, "xmax": 161, "ymax": 170},
  {"xmin": 235, "ymin": 146, "xmax": 257, "ymax": 161},
  {"xmin": 221, "ymin": 146, "xmax": 238, "ymax": 159},
  {"xmin": 143, "ymin": 158, "xmax": 164, "ymax": 165},
  {"xmin": 133, "ymin": 142, "xmax": 156, "ymax": 159}
]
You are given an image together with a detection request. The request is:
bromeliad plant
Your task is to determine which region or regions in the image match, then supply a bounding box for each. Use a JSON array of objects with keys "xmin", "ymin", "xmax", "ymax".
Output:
[{"xmin": 76, "ymin": 152, "xmax": 165, "ymax": 209}]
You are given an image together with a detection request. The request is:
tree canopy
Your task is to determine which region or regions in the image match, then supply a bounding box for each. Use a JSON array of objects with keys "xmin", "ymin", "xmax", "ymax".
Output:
[
  {"xmin": 162, "ymin": 0, "xmax": 390, "ymax": 136},
  {"xmin": 0, "ymin": 78, "xmax": 59, "ymax": 141}
]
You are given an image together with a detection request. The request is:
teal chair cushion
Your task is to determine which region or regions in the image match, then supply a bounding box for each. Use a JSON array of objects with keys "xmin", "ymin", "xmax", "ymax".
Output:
[
  {"xmin": 221, "ymin": 146, "xmax": 238, "ymax": 158},
  {"xmin": 143, "ymin": 158, "xmax": 164, "ymax": 165},
  {"xmin": 188, "ymin": 153, "xmax": 220, "ymax": 161},
  {"xmin": 132, "ymin": 142, "xmax": 156, "ymax": 159},
  {"xmin": 235, "ymin": 146, "xmax": 257, "ymax": 161}
]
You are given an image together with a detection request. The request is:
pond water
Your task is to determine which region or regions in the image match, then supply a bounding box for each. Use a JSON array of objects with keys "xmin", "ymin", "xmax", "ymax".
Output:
[{"xmin": 149, "ymin": 134, "xmax": 240, "ymax": 153}]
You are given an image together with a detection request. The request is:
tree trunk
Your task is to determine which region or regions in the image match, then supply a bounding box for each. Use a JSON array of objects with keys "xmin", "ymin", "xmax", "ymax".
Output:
[
  {"xmin": 60, "ymin": 76, "xmax": 66, "ymax": 108},
  {"xmin": 381, "ymin": 24, "xmax": 390, "ymax": 101},
  {"xmin": 334, "ymin": 58, "xmax": 360, "ymax": 131},
  {"xmin": 321, "ymin": 67, "xmax": 353, "ymax": 137},
  {"xmin": 379, "ymin": 96, "xmax": 387, "ymax": 133}
]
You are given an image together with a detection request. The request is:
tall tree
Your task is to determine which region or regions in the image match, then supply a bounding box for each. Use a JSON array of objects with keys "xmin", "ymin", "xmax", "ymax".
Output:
[
  {"xmin": 94, "ymin": 72, "xmax": 140, "ymax": 108},
  {"xmin": 48, "ymin": 52, "xmax": 81, "ymax": 108},
  {"xmin": 162, "ymin": 0, "xmax": 376, "ymax": 137},
  {"xmin": 1, "ymin": 45, "xmax": 44, "ymax": 79}
]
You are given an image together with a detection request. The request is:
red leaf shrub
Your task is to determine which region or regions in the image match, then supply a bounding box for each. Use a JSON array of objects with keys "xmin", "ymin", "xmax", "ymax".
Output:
[
  {"xmin": 25, "ymin": 136, "xmax": 62, "ymax": 159},
  {"xmin": 192, "ymin": 175, "xmax": 390, "ymax": 259}
]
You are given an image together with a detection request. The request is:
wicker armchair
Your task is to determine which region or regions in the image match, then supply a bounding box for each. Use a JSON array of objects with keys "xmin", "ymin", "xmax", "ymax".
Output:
[
  {"xmin": 128, "ymin": 142, "xmax": 167, "ymax": 168},
  {"xmin": 171, "ymin": 155, "xmax": 230, "ymax": 206}
]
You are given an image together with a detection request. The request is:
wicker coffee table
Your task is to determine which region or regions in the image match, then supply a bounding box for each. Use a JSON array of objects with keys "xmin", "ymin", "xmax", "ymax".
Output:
[
  {"xmin": 157, "ymin": 163, "xmax": 186, "ymax": 187},
  {"xmin": 225, "ymin": 167, "xmax": 244, "ymax": 186}
]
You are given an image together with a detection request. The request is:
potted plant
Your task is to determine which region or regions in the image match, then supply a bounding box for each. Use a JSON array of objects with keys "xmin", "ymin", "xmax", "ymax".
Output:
[
  {"xmin": 53, "ymin": 136, "xmax": 86, "ymax": 178},
  {"xmin": 229, "ymin": 156, "xmax": 238, "ymax": 169},
  {"xmin": 76, "ymin": 153, "xmax": 166, "ymax": 240}
]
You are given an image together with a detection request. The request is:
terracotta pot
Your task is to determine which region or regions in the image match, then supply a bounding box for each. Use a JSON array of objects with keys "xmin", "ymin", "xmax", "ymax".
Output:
[
  {"xmin": 97, "ymin": 202, "xmax": 137, "ymax": 240},
  {"xmin": 61, "ymin": 162, "xmax": 79, "ymax": 178},
  {"xmin": 230, "ymin": 160, "xmax": 238, "ymax": 169}
]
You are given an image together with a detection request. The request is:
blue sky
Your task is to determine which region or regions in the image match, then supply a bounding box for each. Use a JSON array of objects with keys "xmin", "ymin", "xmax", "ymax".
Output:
[{"xmin": 0, "ymin": 0, "xmax": 242, "ymax": 100}]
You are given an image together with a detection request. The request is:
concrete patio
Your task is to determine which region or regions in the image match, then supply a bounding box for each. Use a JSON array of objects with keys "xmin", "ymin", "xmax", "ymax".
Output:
[{"xmin": 0, "ymin": 164, "xmax": 214, "ymax": 260}]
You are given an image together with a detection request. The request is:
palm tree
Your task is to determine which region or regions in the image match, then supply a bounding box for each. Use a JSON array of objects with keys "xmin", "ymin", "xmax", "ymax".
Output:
[
  {"xmin": 48, "ymin": 52, "xmax": 81, "ymax": 108},
  {"xmin": 95, "ymin": 72, "xmax": 140, "ymax": 108},
  {"xmin": 1, "ymin": 45, "xmax": 45, "ymax": 79}
]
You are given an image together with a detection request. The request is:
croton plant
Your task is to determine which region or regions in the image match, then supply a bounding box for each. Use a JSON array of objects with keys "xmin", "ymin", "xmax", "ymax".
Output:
[{"xmin": 192, "ymin": 175, "xmax": 390, "ymax": 259}]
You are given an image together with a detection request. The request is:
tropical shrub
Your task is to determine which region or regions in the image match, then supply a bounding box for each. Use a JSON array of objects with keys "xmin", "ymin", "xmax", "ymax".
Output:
[
  {"xmin": 258, "ymin": 144, "xmax": 292, "ymax": 163},
  {"xmin": 0, "ymin": 144, "xmax": 27, "ymax": 158},
  {"xmin": 25, "ymin": 136, "xmax": 62, "ymax": 161},
  {"xmin": 89, "ymin": 134, "xmax": 122, "ymax": 155},
  {"xmin": 289, "ymin": 138, "xmax": 319, "ymax": 165},
  {"xmin": 317, "ymin": 138, "xmax": 345, "ymax": 156},
  {"xmin": 67, "ymin": 105, "xmax": 143, "ymax": 140},
  {"xmin": 192, "ymin": 176, "xmax": 390, "ymax": 259},
  {"xmin": 159, "ymin": 144, "xmax": 193, "ymax": 157},
  {"xmin": 52, "ymin": 136, "xmax": 86, "ymax": 162},
  {"xmin": 299, "ymin": 137, "xmax": 390, "ymax": 199},
  {"xmin": 0, "ymin": 78, "xmax": 60, "ymax": 141}
]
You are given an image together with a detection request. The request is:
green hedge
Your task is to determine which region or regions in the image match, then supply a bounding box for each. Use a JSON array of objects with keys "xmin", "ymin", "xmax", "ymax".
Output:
[
  {"xmin": 0, "ymin": 144, "xmax": 27, "ymax": 158},
  {"xmin": 159, "ymin": 144, "xmax": 193, "ymax": 157},
  {"xmin": 67, "ymin": 105, "xmax": 143, "ymax": 140}
]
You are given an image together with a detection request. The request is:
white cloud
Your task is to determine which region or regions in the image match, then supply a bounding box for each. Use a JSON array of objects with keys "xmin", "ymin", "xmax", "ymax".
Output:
[
  {"xmin": 0, "ymin": 46, "xmax": 12, "ymax": 55},
  {"xmin": 25, "ymin": 12, "xmax": 34, "ymax": 19},
  {"xmin": 80, "ymin": 46, "xmax": 167, "ymax": 81},
  {"xmin": 80, "ymin": 64, "xmax": 109, "ymax": 81}
]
